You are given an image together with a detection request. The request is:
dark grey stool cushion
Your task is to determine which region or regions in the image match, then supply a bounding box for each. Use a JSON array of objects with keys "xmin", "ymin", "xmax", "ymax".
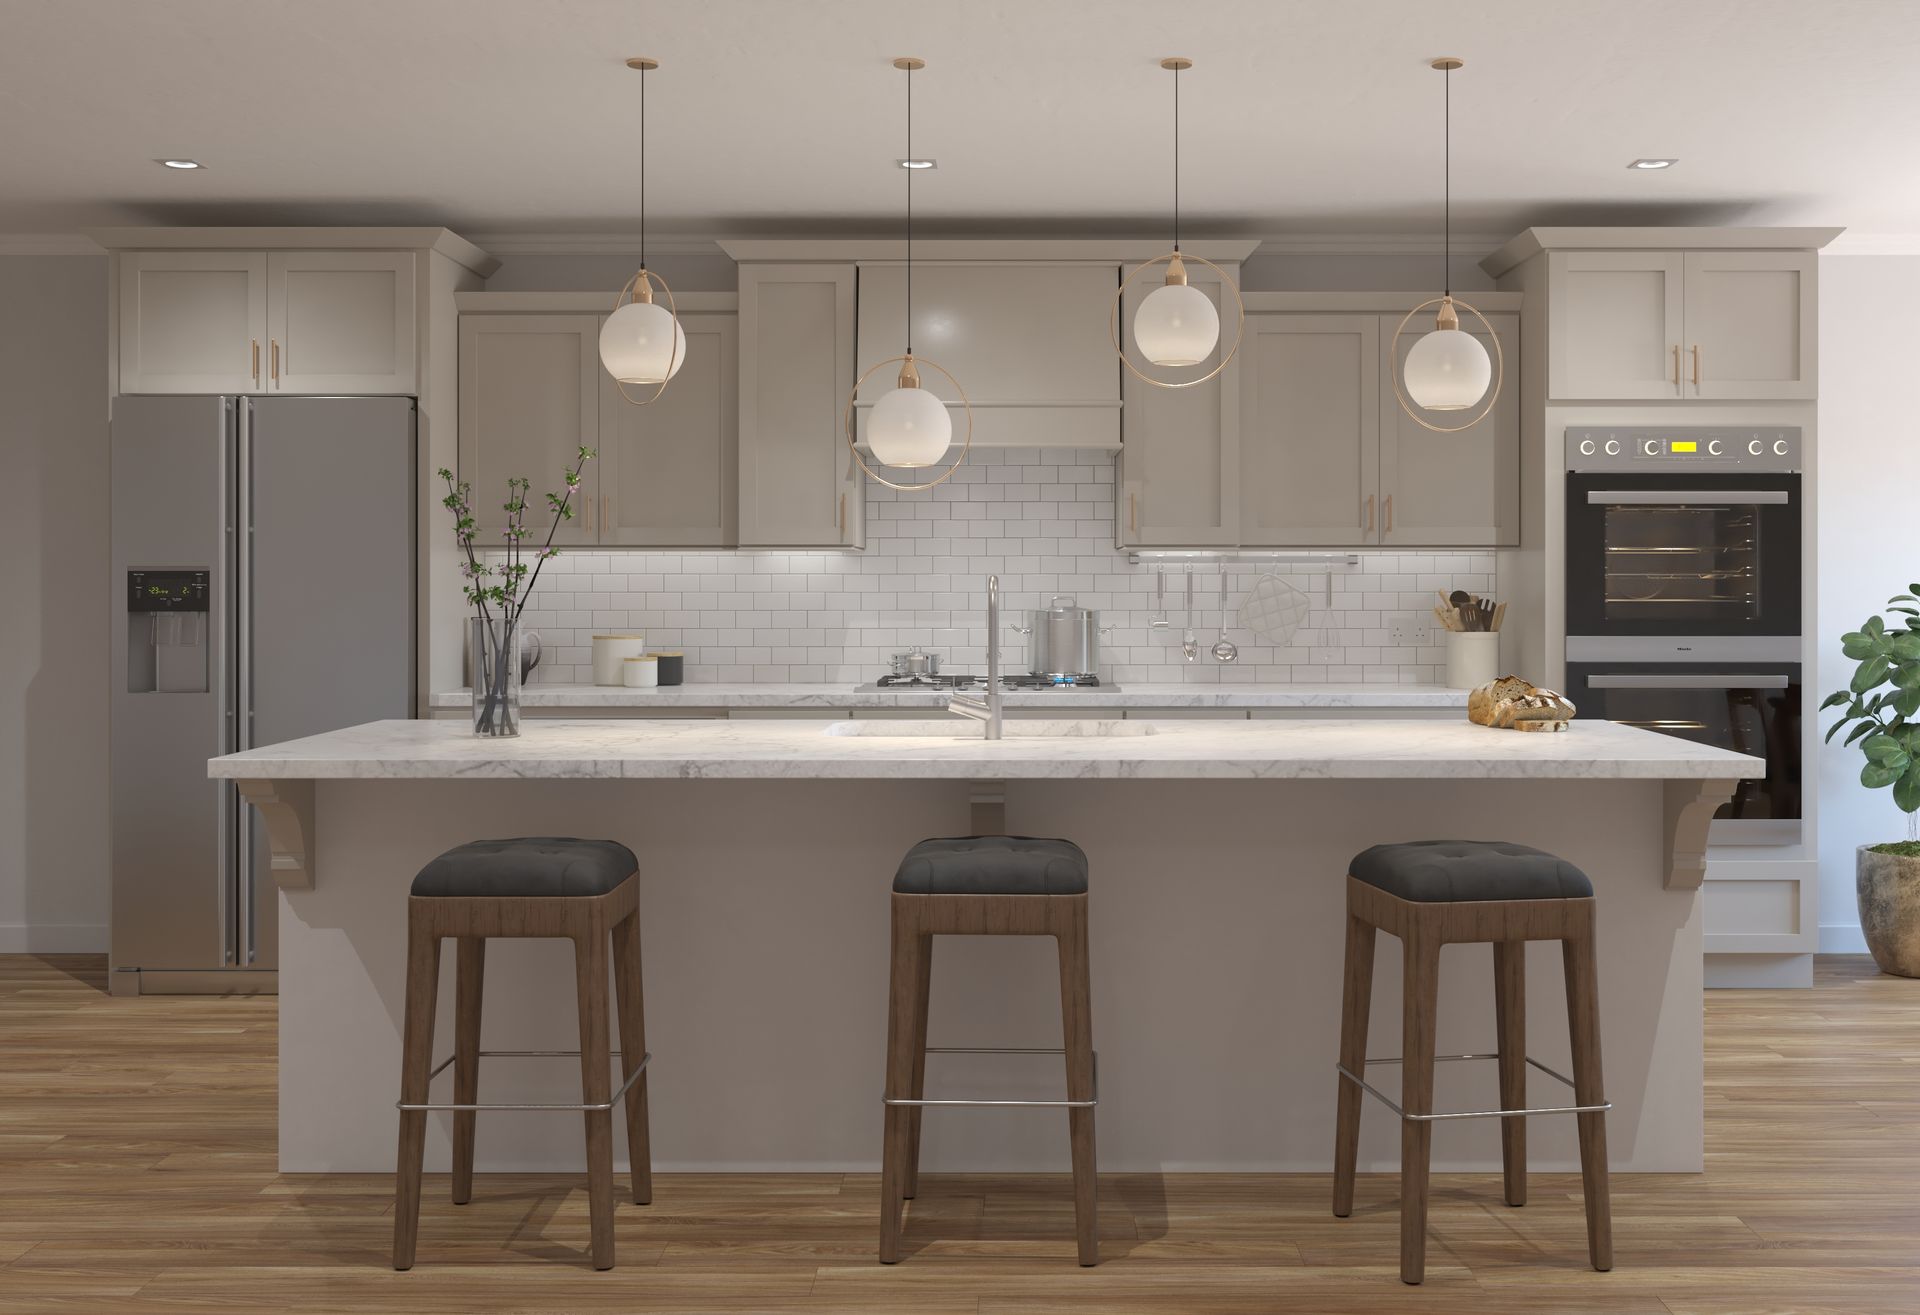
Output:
[
  {"xmin": 893, "ymin": 836, "xmax": 1089, "ymax": 897},
  {"xmin": 410, "ymin": 838, "xmax": 638, "ymax": 899},
  {"xmin": 1350, "ymin": 840, "xmax": 1593, "ymax": 903}
]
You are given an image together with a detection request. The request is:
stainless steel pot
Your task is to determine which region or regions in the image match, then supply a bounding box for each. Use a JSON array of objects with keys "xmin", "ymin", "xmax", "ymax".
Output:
[
  {"xmin": 889, "ymin": 646, "xmax": 941, "ymax": 678},
  {"xmin": 1014, "ymin": 595, "xmax": 1108, "ymax": 679}
]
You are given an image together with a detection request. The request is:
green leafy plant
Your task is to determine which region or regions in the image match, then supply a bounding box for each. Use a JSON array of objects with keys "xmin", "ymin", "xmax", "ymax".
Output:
[{"xmin": 1823, "ymin": 582, "xmax": 1920, "ymax": 840}]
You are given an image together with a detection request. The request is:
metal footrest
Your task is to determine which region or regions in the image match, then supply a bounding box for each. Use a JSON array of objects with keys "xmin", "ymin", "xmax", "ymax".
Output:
[
  {"xmin": 1336, "ymin": 1052, "xmax": 1611, "ymax": 1123},
  {"xmin": 884, "ymin": 1047, "xmax": 1098, "ymax": 1110},
  {"xmin": 397, "ymin": 1049, "xmax": 651, "ymax": 1113}
]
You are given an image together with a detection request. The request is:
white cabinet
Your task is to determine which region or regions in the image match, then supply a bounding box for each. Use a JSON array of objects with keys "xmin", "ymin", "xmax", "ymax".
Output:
[
  {"xmin": 1240, "ymin": 314, "xmax": 1380, "ymax": 546},
  {"xmin": 457, "ymin": 315, "xmax": 599, "ymax": 548},
  {"xmin": 1379, "ymin": 312, "xmax": 1520, "ymax": 547},
  {"xmin": 266, "ymin": 251, "xmax": 416, "ymax": 394},
  {"xmin": 1117, "ymin": 260, "xmax": 1239, "ymax": 547},
  {"xmin": 118, "ymin": 251, "xmax": 268, "ymax": 394},
  {"xmin": 118, "ymin": 249, "xmax": 416, "ymax": 395},
  {"xmin": 737, "ymin": 263, "xmax": 861, "ymax": 548},
  {"xmin": 600, "ymin": 312, "xmax": 737, "ymax": 547},
  {"xmin": 1547, "ymin": 249, "xmax": 1814, "ymax": 400}
]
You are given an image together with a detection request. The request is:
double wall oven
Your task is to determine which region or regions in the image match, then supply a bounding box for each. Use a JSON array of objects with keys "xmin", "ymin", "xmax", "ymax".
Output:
[{"xmin": 1564, "ymin": 427, "xmax": 1804, "ymax": 845}]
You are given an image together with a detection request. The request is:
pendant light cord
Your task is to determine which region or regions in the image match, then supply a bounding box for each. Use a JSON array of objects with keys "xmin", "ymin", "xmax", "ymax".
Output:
[
  {"xmin": 1442, "ymin": 62, "xmax": 1450, "ymax": 298},
  {"xmin": 905, "ymin": 61, "xmax": 913, "ymax": 355},
  {"xmin": 639, "ymin": 62, "xmax": 647, "ymax": 271},
  {"xmin": 1172, "ymin": 62, "xmax": 1181, "ymax": 253}
]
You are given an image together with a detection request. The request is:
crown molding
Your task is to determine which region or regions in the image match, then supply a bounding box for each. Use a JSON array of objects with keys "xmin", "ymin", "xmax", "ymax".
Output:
[
  {"xmin": 463, "ymin": 230, "xmax": 1511, "ymax": 260},
  {"xmin": 1245, "ymin": 232, "xmax": 1510, "ymax": 257},
  {"xmin": 464, "ymin": 232, "xmax": 725, "ymax": 257},
  {"xmin": 1824, "ymin": 232, "xmax": 1920, "ymax": 256},
  {"xmin": 0, "ymin": 233, "xmax": 104, "ymax": 255}
]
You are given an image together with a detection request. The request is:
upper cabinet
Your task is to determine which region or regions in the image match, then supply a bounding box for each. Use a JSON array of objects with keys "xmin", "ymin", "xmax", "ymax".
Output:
[
  {"xmin": 457, "ymin": 314, "xmax": 600, "ymax": 549},
  {"xmin": 1240, "ymin": 315, "xmax": 1380, "ymax": 546},
  {"xmin": 118, "ymin": 249, "xmax": 417, "ymax": 395},
  {"xmin": 1679, "ymin": 252, "xmax": 1816, "ymax": 400},
  {"xmin": 736, "ymin": 263, "xmax": 860, "ymax": 548},
  {"xmin": 1545, "ymin": 251, "xmax": 1684, "ymax": 400},
  {"xmin": 600, "ymin": 311, "xmax": 737, "ymax": 547},
  {"xmin": 1379, "ymin": 312, "xmax": 1519, "ymax": 547}
]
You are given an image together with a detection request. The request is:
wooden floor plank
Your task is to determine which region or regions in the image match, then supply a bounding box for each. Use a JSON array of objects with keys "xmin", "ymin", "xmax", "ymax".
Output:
[{"xmin": 0, "ymin": 952, "xmax": 1915, "ymax": 1312}]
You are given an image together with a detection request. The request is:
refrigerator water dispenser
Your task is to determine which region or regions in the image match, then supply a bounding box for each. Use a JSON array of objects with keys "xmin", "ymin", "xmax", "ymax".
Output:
[{"xmin": 127, "ymin": 569, "xmax": 210, "ymax": 693}]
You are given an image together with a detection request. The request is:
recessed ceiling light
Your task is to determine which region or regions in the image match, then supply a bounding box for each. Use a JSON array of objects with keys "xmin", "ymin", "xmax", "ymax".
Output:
[
  {"xmin": 156, "ymin": 158, "xmax": 204, "ymax": 170},
  {"xmin": 1628, "ymin": 158, "xmax": 1677, "ymax": 170},
  {"xmin": 896, "ymin": 158, "xmax": 936, "ymax": 170}
]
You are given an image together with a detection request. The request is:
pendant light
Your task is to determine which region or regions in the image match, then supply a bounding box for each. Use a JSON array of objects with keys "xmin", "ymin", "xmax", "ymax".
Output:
[
  {"xmin": 599, "ymin": 56, "xmax": 686, "ymax": 405},
  {"xmin": 1391, "ymin": 57, "xmax": 1504, "ymax": 429},
  {"xmin": 1110, "ymin": 57, "xmax": 1244, "ymax": 390},
  {"xmin": 845, "ymin": 57, "xmax": 972, "ymax": 491}
]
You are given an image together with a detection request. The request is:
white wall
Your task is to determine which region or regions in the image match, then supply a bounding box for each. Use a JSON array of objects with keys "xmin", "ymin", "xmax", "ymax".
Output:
[
  {"xmin": 0, "ymin": 254, "xmax": 109, "ymax": 951},
  {"xmin": 1815, "ymin": 252, "xmax": 1920, "ymax": 952}
]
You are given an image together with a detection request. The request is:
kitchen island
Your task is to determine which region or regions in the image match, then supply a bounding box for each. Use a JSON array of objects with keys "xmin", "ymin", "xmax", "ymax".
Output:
[{"xmin": 212, "ymin": 717, "xmax": 1756, "ymax": 1177}]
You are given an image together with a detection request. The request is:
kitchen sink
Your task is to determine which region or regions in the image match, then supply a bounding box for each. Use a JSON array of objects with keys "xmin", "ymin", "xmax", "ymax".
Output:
[{"xmin": 824, "ymin": 719, "xmax": 1158, "ymax": 738}]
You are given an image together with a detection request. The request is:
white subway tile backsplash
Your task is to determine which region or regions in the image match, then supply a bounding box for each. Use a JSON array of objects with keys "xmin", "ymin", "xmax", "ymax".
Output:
[{"xmin": 482, "ymin": 449, "xmax": 1496, "ymax": 687}]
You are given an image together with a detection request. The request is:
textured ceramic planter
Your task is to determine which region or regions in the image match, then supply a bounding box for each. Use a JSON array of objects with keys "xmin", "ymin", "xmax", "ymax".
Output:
[{"xmin": 1858, "ymin": 845, "xmax": 1920, "ymax": 978}]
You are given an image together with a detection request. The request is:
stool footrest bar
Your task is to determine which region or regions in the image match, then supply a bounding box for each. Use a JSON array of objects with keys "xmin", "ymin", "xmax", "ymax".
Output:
[
  {"xmin": 398, "ymin": 1049, "xmax": 651, "ymax": 1113},
  {"xmin": 1336, "ymin": 1053, "xmax": 1611, "ymax": 1123},
  {"xmin": 884, "ymin": 1047, "xmax": 1098, "ymax": 1109}
]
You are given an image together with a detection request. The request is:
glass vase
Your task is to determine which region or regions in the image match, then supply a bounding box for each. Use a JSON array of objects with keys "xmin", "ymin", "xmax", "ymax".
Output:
[{"xmin": 471, "ymin": 616, "xmax": 522, "ymax": 738}]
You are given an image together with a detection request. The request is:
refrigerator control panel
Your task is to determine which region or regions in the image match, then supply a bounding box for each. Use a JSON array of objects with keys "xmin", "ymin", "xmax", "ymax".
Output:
[{"xmin": 127, "ymin": 569, "xmax": 210, "ymax": 613}]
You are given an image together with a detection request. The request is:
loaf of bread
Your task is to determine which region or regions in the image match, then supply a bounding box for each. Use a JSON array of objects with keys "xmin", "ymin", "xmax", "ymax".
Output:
[{"xmin": 1468, "ymin": 675, "xmax": 1576, "ymax": 732}]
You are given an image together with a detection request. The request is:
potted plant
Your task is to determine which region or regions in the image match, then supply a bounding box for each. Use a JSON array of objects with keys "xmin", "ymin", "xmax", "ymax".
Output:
[
  {"xmin": 1823, "ymin": 584, "xmax": 1920, "ymax": 976},
  {"xmin": 439, "ymin": 446, "xmax": 594, "ymax": 737}
]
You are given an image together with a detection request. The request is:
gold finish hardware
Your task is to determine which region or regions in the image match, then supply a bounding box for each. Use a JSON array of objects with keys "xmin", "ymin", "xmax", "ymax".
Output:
[
  {"xmin": 1110, "ymin": 250, "xmax": 1248, "ymax": 390},
  {"xmin": 1384, "ymin": 494, "xmax": 1394, "ymax": 534},
  {"xmin": 1129, "ymin": 492, "xmax": 1138, "ymax": 534},
  {"xmin": 1159, "ymin": 56, "xmax": 1194, "ymax": 71},
  {"xmin": 602, "ymin": 494, "xmax": 610, "ymax": 530},
  {"xmin": 606, "ymin": 267, "xmax": 682, "ymax": 407},
  {"xmin": 1365, "ymin": 494, "xmax": 1375, "ymax": 533},
  {"xmin": 251, "ymin": 339, "xmax": 259, "ymax": 386},
  {"xmin": 892, "ymin": 56, "xmax": 926, "ymax": 71},
  {"xmin": 844, "ymin": 352, "xmax": 975, "ymax": 493},
  {"xmin": 1164, "ymin": 251, "xmax": 1189, "ymax": 287},
  {"xmin": 1434, "ymin": 295, "xmax": 1460, "ymax": 330},
  {"xmin": 838, "ymin": 492, "xmax": 847, "ymax": 536},
  {"xmin": 897, "ymin": 356, "xmax": 921, "ymax": 390},
  {"xmin": 1673, "ymin": 345, "xmax": 1682, "ymax": 390},
  {"xmin": 1430, "ymin": 56, "xmax": 1464, "ymax": 71},
  {"xmin": 624, "ymin": 57, "xmax": 659, "ymax": 71},
  {"xmin": 1691, "ymin": 344, "xmax": 1701, "ymax": 388},
  {"xmin": 1388, "ymin": 295, "xmax": 1506, "ymax": 433},
  {"xmin": 583, "ymin": 493, "xmax": 594, "ymax": 532},
  {"xmin": 270, "ymin": 339, "xmax": 279, "ymax": 384}
]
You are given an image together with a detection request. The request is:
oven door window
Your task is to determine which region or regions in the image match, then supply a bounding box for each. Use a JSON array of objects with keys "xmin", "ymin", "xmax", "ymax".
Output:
[{"xmin": 1602, "ymin": 502, "xmax": 1759, "ymax": 624}]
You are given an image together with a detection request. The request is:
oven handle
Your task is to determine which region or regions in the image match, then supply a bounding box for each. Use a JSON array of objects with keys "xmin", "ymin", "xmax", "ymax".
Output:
[
  {"xmin": 1588, "ymin": 674, "xmax": 1790, "ymax": 690},
  {"xmin": 1586, "ymin": 490, "xmax": 1791, "ymax": 505}
]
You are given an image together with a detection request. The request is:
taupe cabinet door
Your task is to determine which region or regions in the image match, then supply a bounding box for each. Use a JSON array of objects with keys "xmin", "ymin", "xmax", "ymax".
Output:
[
  {"xmin": 1117, "ymin": 261, "xmax": 1239, "ymax": 547},
  {"xmin": 457, "ymin": 315, "xmax": 599, "ymax": 548},
  {"xmin": 738, "ymin": 264, "xmax": 860, "ymax": 547},
  {"xmin": 1239, "ymin": 314, "xmax": 1380, "ymax": 546},
  {"xmin": 1681, "ymin": 252, "xmax": 1816, "ymax": 399},
  {"xmin": 118, "ymin": 251, "xmax": 268, "ymax": 394},
  {"xmin": 266, "ymin": 251, "xmax": 416, "ymax": 394},
  {"xmin": 1548, "ymin": 251, "xmax": 1686, "ymax": 400},
  {"xmin": 1379, "ymin": 312, "xmax": 1519, "ymax": 547},
  {"xmin": 600, "ymin": 312, "xmax": 738, "ymax": 547}
]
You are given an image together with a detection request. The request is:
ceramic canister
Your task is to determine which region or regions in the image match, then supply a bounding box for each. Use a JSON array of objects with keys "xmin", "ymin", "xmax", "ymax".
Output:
[
  {"xmin": 592, "ymin": 633, "xmax": 648, "ymax": 686},
  {"xmin": 622, "ymin": 655, "xmax": 660, "ymax": 688}
]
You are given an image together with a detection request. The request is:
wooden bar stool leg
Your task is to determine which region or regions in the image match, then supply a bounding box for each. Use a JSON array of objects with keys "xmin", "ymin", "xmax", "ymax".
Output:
[
  {"xmin": 610, "ymin": 908, "xmax": 652, "ymax": 1206},
  {"xmin": 1398, "ymin": 923, "xmax": 1441, "ymax": 1286},
  {"xmin": 1056, "ymin": 900, "xmax": 1099, "ymax": 1267},
  {"xmin": 1492, "ymin": 939, "xmax": 1528, "ymax": 1208},
  {"xmin": 879, "ymin": 899, "xmax": 928, "ymax": 1264},
  {"xmin": 1332, "ymin": 903, "xmax": 1377, "ymax": 1218},
  {"xmin": 573, "ymin": 917, "xmax": 616, "ymax": 1271},
  {"xmin": 450, "ymin": 936, "xmax": 485, "ymax": 1206},
  {"xmin": 392, "ymin": 913, "xmax": 442, "ymax": 1271},
  {"xmin": 901, "ymin": 929, "xmax": 933, "ymax": 1201},
  {"xmin": 1563, "ymin": 916, "xmax": 1614, "ymax": 1272}
]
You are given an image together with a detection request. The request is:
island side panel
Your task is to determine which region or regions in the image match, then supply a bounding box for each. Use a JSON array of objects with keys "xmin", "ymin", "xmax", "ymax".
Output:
[{"xmin": 280, "ymin": 776, "xmax": 1701, "ymax": 1173}]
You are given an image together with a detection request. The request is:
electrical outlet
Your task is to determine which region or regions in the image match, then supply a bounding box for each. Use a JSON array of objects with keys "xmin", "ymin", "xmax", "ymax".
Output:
[{"xmin": 1389, "ymin": 619, "xmax": 1430, "ymax": 646}]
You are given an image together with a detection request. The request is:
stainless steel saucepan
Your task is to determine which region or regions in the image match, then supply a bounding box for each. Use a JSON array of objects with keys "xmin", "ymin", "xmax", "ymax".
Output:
[{"xmin": 1013, "ymin": 595, "xmax": 1109, "ymax": 680}]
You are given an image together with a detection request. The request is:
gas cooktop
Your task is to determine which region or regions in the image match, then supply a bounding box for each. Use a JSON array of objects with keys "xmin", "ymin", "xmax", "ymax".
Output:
[{"xmin": 853, "ymin": 674, "xmax": 1118, "ymax": 693}]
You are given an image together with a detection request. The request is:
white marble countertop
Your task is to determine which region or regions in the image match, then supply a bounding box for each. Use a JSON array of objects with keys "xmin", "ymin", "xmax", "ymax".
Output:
[
  {"xmin": 427, "ymin": 682, "xmax": 1470, "ymax": 710},
  {"xmin": 211, "ymin": 716, "xmax": 1759, "ymax": 782}
]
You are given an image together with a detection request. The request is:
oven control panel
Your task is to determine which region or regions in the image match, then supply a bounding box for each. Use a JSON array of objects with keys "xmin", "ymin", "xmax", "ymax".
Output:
[{"xmin": 1565, "ymin": 427, "xmax": 1800, "ymax": 472}]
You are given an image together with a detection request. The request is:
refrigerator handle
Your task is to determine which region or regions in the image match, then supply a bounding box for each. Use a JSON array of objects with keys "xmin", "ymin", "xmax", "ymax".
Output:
[{"xmin": 237, "ymin": 399, "xmax": 256, "ymax": 965}]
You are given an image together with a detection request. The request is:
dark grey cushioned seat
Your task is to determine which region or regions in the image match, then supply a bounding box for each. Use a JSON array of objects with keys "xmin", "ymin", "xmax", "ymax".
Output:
[
  {"xmin": 893, "ymin": 836, "xmax": 1089, "ymax": 897},
  {"xmin": 1350, "ymin": 840, "xmax": 1593, "ymax": 903},
  {"xmin": 410, "ymin": 838, "xmax": 638, "ymax": 899}
]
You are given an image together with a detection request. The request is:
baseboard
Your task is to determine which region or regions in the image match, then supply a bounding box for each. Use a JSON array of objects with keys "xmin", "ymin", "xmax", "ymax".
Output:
[
  {"xmin": 1705, "ymin": 953, "xmax": 1813, "ymax": 989},
  {"xmin": 0, "ymin": 922, "xmax": 109, "ymax": 953},
  {"xmin": 1819, "ymin": 923, "xmax": 1870, "ymax": 954}
]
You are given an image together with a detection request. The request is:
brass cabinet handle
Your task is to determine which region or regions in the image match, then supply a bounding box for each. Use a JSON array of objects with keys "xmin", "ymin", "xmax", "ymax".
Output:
[
  {"xmin": 1691, "ymin": 344, "xmax": 1701, "ymax": 388},
  {"xmin": 602, "ymin": 494, "xmax": 610, "ymax": 532},
  {"xmin": 582, "ymin": 492, "xmax": 593, "ymax": 532},
  {"xmin": 270, "ymin": 339, "xmax": 280, "ymax": 384},
  {"xmin": 1672, "ymin": 344, "xmax": 1681, "ymax": 391},
  {"xmin": 1383, "ymin": 493, "xmax": 1393, "ymax": 534},
  {"xmin": 1129, "ymin": 491, "xmax": 1138, "ymax": 534},
  {"xmin": 1364, "ymin": 494, "xmax": 1375, "ymax": 533},
  {"xmin": 838, "ymin": 492, "xmax": 847, "ymax": 538},
  {"xmin": 251, "ymin": 339, "xmax": 260, "ymax": 386}
]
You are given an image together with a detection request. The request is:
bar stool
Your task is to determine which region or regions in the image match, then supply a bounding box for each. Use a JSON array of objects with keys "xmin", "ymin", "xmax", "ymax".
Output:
[
  {"xmin": 880, "ymin": 835, "xmax": 1098, "ymax": 1266},
  {"xmin": 1330, "ymin": 839, "xmax": 1612, "ymax": 1285},
  {"xmin": 392, "ymin": 838, "xmax": 651, "ymax": 1272}
]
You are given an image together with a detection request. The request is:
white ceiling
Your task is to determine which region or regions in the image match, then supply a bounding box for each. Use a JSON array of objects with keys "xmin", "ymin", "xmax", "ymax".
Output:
[{"xmin": 3, "ymin": 0, "xmax": 1918, "ymax": 246}]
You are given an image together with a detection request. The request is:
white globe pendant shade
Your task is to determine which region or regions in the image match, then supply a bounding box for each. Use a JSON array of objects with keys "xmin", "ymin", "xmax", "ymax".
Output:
[
  {"xmin": 1403, "ymin": 326, "xmax": 1492, "ymax": 411},
  {"xmin": 599, "ymin": 299, "xmax": 687, "ymax": 385},
  {"xmin": 1133, "ymin": 280, "xmax": 1220, "ymax": 367},
  {"xmin": 867, "ymin": 385, "xmax": 952, "ymax": 467}
]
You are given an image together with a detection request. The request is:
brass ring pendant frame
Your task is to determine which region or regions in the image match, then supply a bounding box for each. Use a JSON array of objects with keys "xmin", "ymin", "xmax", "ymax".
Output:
[
  {"xmin": 1109, "ymin": 251, "xmax": 1247, "ymax": 389},
  {"xmin": 843, "ymin": 354, "xmax": 974, "ymax": 493},
  {"xmin": 606, "ymin": 267, "xmax": 683, "ymax": 407},
  {"xmin": 1388, "ymin": 295, "xmax": 1505, "ymax": 433}
]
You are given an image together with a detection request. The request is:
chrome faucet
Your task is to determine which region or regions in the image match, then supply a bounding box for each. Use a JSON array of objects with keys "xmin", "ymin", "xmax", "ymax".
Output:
[{"xmin": 948, "ymin": 575, "xmax": 1003, "ymax": 740}]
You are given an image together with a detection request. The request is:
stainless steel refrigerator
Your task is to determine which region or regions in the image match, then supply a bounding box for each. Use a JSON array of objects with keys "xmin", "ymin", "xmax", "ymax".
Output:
[{"xmin": 110, "ymin": 395, "xmax": 415, "ymax": 994}]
